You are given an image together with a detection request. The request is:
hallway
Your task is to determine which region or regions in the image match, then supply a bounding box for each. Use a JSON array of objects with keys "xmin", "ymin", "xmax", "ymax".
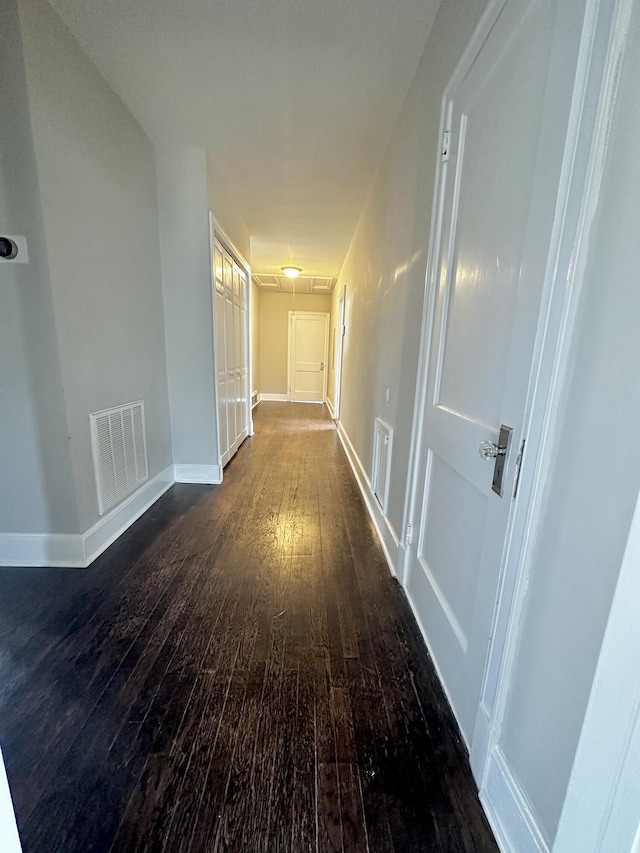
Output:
[{"xmin": 0, "ymin": 403, "xmax": 496, "ymax": 852}]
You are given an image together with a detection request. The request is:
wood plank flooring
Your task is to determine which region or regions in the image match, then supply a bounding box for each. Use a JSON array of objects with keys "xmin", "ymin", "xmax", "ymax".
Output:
[{"xmin": 0, "ymin": 403, "xmax": 498, "ymax": 852}]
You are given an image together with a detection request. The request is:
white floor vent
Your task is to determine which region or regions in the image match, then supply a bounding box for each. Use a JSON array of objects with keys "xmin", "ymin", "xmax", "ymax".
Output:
[
  {"xmin": 372, "ymin": 417, "xmax": 393, "ymax": 515},
  {"xmin": 90, "ymin": 401, "xmax": 148, "ymax": 516}
]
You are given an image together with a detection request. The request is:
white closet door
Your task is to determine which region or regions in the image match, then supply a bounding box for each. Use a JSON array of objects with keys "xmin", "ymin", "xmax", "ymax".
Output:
[
  {"xmin": 214, "ymin": 241, "xmax": 230, "ymax": 466},
  {"xmin": 213, "ymin": 235, "xmax": 250, "ymax": 470},
  {"xmin": 223, "ymin": 253, "xmax": 237, "ymax": 457}
]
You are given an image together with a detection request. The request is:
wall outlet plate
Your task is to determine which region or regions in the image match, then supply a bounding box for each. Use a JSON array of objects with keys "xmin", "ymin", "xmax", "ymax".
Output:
[{"xmin": 0, "ymin": 235, "xmax": 29, "ymax": 264}]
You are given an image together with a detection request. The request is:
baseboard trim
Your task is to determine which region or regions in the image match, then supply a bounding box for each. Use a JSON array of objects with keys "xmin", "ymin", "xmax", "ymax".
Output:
[
  {"xmin": 259, "ymin": 393, "xmax": 289, "ymax": 402},
  {"xmin": 82, "ymin": 465, "xmax": 175, "ymax": 565},
  {"xmin": 0, "ymin": 465, "xmax": 175, "ymax": 568},
  {"xmin": 0, "ymin": 532, "xmax": 85, "ymax": 568},
  {"xmin": 336, "ymin": 421, "xmax": 400, "ymax": 578},
  {"xmin": 173, "ymin": 463, "xmax": 222, "ymax": 484},
  {"xmin": 470, "ymin": 702, "xmax": 493, "ymax": 787},
  {"xmin": 326, "ymin": 398, "xmax": 336, "ymax": 419},
  {"xmin": 481, "ymin": 747, "xmax": 549, "ymax": 853}
]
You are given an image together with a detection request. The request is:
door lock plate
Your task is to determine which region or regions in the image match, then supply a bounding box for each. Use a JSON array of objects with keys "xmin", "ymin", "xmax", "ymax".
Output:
[{"xmin": 492, "ymin": 424, "xmax": 513, "ymax": 496}]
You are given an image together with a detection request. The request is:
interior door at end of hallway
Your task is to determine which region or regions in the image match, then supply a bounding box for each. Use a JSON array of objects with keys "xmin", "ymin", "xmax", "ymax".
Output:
[
  {"xmin": 406, "ymin": 0, "xmax": 576, "ymax": 742},
  {"xmin": 289, "ymin": 312, "xmax": 329, "ymax": 403}
]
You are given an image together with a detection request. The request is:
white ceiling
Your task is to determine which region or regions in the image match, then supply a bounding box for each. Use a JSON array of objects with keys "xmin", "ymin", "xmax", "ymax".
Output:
[{"xmin": 47, "ymin": 0, "xmax": 440, "ymax": 278}]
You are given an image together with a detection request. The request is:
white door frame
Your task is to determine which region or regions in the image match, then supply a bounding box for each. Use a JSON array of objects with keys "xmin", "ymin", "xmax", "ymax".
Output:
[
  {"xmin": 287, "ymin": 311, "xmax": 330, "ymax": 403},
  {"xmin": 551, "ymin": 6, "xmax": 639, "ymax": 848},
  {"xmin": 553, "ymin": 487, "xmax": 640, "ymax": 853},
  {"xmin": 400, "ymin": 0, "xmax": 624, "ymax": 790},
  {"xmin": 209, "ymin": 215, "xmax": 253, "ymax": 479},
  {"xmin": 333, "ymin": 288, "xmax": 346, "ymax": 420}
]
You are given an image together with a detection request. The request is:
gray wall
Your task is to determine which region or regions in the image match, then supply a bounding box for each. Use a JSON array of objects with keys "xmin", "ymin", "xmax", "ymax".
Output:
[
  {"xmin": 500, "ymin": 1, "xmax": 640, "ymax": 839},
  {"xmin": 1, "ymin": 0, "xmax": 172, "ymax": 536},
  {"xmin": 0, "ymin": 0, "xmax": 77, "ymax": 535},
  {"xmin": 332, "ymin": 0, "xmax": 489, "ymax": 544},
  {"xmin": 156, "ymin": 146, "xmax": 218, "ymax": 468},
  {"xmin": 18, "ymin": 0, "xmax": 172, "ymax": 533}
]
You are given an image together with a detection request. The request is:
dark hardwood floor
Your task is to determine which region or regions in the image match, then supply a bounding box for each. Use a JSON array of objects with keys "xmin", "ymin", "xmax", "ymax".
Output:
[{"xmin": 0, "ymin": 403, "xmax": 498, "ymax": 852}]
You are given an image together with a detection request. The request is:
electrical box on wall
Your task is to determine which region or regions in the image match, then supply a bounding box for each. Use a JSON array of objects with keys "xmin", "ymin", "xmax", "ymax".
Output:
[{"xmin": 0, "ymin": 235, "xmax": 29, "ymax": 264}]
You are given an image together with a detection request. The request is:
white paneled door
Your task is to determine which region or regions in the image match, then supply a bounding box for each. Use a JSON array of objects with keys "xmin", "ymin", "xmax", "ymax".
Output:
[
  {"xmin": 214, "ymin": 237, "xmax": 249, "ymax": 467},
  {"xmin": 406, "ymin": 0, "xmax": 581, "ymax": 742},
  {"xmin": 289, "ymin": 312, "xmax": 329, "ymax": 403}
]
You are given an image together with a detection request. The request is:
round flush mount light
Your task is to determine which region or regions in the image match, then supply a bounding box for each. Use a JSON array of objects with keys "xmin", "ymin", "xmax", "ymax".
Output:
[{"xmin": 281, "ymin": 266, "xmax": 302, "ymax": 279}]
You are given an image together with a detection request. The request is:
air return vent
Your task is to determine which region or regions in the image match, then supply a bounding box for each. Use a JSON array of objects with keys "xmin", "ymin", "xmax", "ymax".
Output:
[
  {"xmin": 90, "ymin": 401, "xmax": 148, "ymax": 516},
  {"xmin": 372, "ymin": 417, "xmax": 393, "ymax": 514}
]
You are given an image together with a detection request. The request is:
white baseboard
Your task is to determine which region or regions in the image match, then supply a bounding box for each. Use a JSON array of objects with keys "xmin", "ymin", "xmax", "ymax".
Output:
[
  {"xmin": 0, "ymin": 465, "xmax": 175, "ymax": 569},
  {"xmin": 0, "ymin": 532, "xmax": 85, "ymax": 568},
  {"xmin": 259, "ymin": 393, "xmax": 289, "ymax": 402},
  {"xmin": 470, "ymin": 702, "xmax": 493, "ymax": 787},
  {"xmin": 326, "ymin": 398, "xmax": 336, "ymax": 419},
  {"xmin": 481, "ymin": 747, "xmax": 549, "ymax": 853},
  {"xmin": 173, "ymin": 463, "xmax": 222, "ymax": 484},
  {"xmin": 336, "ymin": 421, "xmax": 400, "ymax": 578}
]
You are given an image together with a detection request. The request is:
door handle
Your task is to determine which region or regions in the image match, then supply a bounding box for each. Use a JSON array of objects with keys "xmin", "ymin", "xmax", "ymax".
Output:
[{"xmin": 479, "ymin": 424, "xmax": 513, "ymax": 496}]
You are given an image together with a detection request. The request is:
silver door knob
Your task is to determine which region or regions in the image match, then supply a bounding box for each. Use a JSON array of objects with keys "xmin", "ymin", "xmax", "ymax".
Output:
[{"xmin": 478, "ymin": 440, "xmax": 505, "ymax": 460}]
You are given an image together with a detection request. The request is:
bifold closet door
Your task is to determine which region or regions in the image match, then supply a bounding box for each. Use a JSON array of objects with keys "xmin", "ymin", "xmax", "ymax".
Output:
[
  {"xmin": 214, "ymin": 238, "xmax": 249, "ymax": 468},
  {"xmin": 214, "ymin": 241, "xmax": 230, "ymax": 467}
]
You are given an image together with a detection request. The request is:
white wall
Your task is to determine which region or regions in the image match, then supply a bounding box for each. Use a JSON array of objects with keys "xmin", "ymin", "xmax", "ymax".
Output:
[
  {"xmin": 17, "ymin": 0, "xmax": 172, "ymax": 533},
  {"xmin": 0, "ymin": 0, "xmax": 77, "ymax": 536}
]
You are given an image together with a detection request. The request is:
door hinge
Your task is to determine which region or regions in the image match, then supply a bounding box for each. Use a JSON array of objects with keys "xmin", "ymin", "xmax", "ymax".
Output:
[
  {"xmin": 441, "ymin": 130, "xmax": 451, "ymax": 162},
  {"xmin": 405, "ymin": 522, "xmax": 413, "ymax": 547},
  {"xmin": 512, "ymin": 438, "xmax": 526, "ymax": 500}
]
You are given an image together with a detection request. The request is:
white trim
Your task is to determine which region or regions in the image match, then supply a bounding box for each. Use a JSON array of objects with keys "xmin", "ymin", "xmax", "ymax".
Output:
[
  {"xmin": 0, "ymin": 466, "xmax": 174, "ymax": 568},
  {"xmin": 209, "ymin": 213, "xmax": 225, "ymax": 476},
  {"xmin": 553, "ymin": 486, "xmax": 640, "ymax": 852},
  {"xmin": 325, "ymin": 397, "xmax": 335, "ymax": 419},
  {"xmin": 83, "ymin": 465, "xmax": 174, "ymax": 562},
  {"xmin": 333, "ymin": 287, "xmax": 346, "ymax": 421},
  {"xmin": 258, "ymin": 393, "xmax": 289, "ymax": 403},
  {"xmin": 0, "ymin": 533, "xmax": 84, "ymax": 568},
  {"xmin": 336, "ymin": 421, "xmax": 400, "ymax": 579},
  {"xmin": 173, "ymin": 463, "xmax": 222, "ymax": 484},
  {"xmin": 0, "ymin": 746, "xmax": 21, "ymax": 852},
  {"xmin": 481, "ymin": 748, "xmax": 549, "ymax": 853}
]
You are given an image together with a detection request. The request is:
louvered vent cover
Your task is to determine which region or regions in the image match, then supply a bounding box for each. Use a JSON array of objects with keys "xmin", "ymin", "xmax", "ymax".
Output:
[
  {"xmin": 90, "ymin": 401, "xmax": 148, "ymax": 515},
  {"xmin": 372, "ymin": 417, "xmax": 393, "ymax": 515}
]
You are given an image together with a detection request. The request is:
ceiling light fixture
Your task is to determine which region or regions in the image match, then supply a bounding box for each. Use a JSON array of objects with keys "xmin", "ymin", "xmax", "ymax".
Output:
[{"xmin": 281, "ymin": 266, "xmax": 302, "ymax": 279}]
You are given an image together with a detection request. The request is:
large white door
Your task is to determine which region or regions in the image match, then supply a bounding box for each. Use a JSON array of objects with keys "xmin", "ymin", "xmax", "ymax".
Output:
[
  {"xmin": 406, "ymin": 0, "xmax": 577, "ymax": 740},
  {"xmin": 213, "ymin": 237, "xmax": 250, "ymax": 468},
  {"xmin": 289, "ymin": 312, "xmax": 329, "ymax": 403}
]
